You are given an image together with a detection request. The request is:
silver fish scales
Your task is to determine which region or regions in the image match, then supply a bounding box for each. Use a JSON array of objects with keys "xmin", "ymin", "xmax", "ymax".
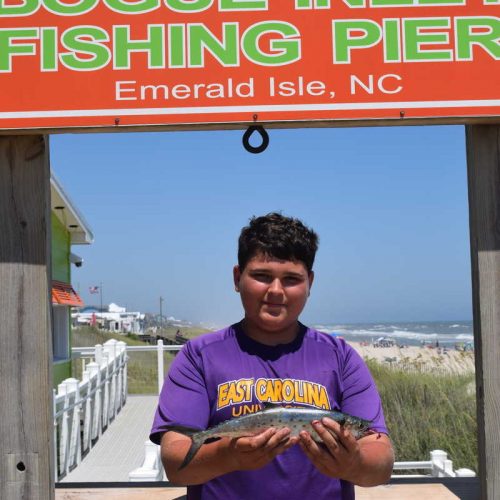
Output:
[{"xmin": 170, "ymin": 403, "xmax": 373, "ymax": 469}]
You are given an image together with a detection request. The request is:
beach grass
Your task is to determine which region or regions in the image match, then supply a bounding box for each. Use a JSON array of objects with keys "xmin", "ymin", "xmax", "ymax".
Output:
[
  {"xmin": 155, "ymin": 325, "xmax": 210, "ymax": 340},
  {"xmin": 366, "ymin": 358, "xmax": 477, "ymax": 472}
]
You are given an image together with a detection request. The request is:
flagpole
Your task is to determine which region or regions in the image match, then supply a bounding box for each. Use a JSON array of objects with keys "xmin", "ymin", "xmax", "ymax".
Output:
[
  {"xmin": 160, "ymin": 296, "xmax": 164, "ymax": 333},
  {"xmin": 100, "ymin": 281, "xmax": 103, "ymax": 329}
]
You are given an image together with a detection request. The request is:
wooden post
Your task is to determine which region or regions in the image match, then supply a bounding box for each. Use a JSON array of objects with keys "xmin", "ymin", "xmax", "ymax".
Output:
[
  {"xmin": 466, "ymin": 124, "xmax": 500, "ymax": 500},
  {"xmin": 0, "ymin": 136, "xmax": 54, "ymax": 500}
]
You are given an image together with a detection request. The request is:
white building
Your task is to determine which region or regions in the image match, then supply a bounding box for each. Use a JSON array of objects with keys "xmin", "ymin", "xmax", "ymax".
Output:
[{"xmin": 72, "ymin": 302, "xmax": 145, "ymax": 334}]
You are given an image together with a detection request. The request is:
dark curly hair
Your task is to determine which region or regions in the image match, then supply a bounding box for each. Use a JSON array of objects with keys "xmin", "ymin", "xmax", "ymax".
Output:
[{"xmin": 238, "ymin": 213, "xmax": 319, "ymax": 272}]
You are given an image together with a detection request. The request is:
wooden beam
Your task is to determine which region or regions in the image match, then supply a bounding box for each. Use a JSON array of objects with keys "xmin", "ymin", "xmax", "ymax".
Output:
[
  {"xmin": 466, "ymin": 124, "xmax": 500, "ymax": 500},
  {"xmin": 0, "ymin": 136, "xmax": 54, "ymax": 500}
]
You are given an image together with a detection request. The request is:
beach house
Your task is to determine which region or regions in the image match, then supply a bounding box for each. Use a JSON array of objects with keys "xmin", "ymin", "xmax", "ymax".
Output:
[{"xmin": 51, "ymin": 173, "xmax": 93, "ymax": 385}]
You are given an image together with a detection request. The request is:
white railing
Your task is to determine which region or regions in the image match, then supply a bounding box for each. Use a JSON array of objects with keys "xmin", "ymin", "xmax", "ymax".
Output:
[
  {"xmin": 68, "ymin": 339, "xmax": 181, "ymax": 481},
  {"xmin": 53, "ymin": 339, "xmax": 128, "ymax": 481},
  {"xmin": 72, "ymin": 339, "xmax": 182, "ymax": 396},
  {"xmin": 129, "ymin": 440, "xmax": 164, "ymax": 481},
  {"xmin": 129, "ymin": 444, "xmax": 476, "ymax": 482},
  {"xmin": 392, "ymin": 450, "xmax": 476, "ymax": 478}
]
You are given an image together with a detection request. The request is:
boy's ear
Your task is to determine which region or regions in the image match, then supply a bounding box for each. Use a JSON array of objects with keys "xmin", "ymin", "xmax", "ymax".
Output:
[{"xmin": 233, "ymin": 265, "xmax": 241, "ymax": 292}]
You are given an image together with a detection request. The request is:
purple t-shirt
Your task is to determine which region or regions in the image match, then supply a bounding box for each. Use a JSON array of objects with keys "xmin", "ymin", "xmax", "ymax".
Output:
[{"xmin": 151, "ymin": 322, "xmax": 388, "ymax": 500}]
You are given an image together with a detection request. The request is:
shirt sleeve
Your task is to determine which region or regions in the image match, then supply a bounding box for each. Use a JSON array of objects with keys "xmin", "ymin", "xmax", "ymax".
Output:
[
  {"xmin": 150, "ymin": 340, "xmax": 211, "ymax": 445},
  {"xmin": 338, "ymin": 341, "xmax": 388, "ymax": 435}
]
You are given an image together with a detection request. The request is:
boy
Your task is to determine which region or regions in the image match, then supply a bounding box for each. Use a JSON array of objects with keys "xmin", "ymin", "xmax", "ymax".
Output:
[{"xmin": 150, "ymin": 213, "xmax": 394, "ymax": 499}]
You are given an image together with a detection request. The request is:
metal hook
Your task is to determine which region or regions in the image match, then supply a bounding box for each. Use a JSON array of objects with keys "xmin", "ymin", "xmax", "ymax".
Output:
[{"xmin": 242, "ymin": 125, "xmax": 269, "ymax": 154}]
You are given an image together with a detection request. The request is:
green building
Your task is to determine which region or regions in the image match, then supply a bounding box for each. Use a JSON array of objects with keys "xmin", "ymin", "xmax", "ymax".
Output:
[{"xmin": 51, "ymin": 173, "xmax": 93, "ymax": 386}]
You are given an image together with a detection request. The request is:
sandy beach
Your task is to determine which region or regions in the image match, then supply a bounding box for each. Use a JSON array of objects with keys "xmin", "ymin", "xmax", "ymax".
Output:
[{"xmin": 348, "ymin": 341, "xmax": 475, "ymax": 375}]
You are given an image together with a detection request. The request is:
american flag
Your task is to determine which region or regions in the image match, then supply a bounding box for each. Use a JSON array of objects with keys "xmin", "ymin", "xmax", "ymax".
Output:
[{"xmin": 89, "ymin": 286, "xmax": 100, "ymax": 294}]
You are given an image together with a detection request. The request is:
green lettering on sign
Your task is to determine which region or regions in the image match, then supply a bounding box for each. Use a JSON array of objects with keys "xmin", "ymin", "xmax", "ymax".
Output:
[
  {"xmin": 242, "ymin": 21, "xmax": 300, "ymax": 65},
  {"xmin": 0, "ymin": 29, "xmax": 37, "ymax": 71},
  {"xmin": 296, "ymin": 0, "xmax": 330, "ymax": 7},
  {"xmin": 333, "ymin": 20, "xmax": 382, "ymax": 63},
  {"xmin": 372, "ymin": 0, "xmax": 412, "ymax": 6},
  {"xmin": 168, "ymin": 24, "xmax": 185, "ymax": 67},
  {"xmin": 419, "ymin": 0, "xmax": 464, "ymax": 5},
  {"xmin": 0, "ymin": 0, "xmax": 38, "ymax": 16},
  {"xmin": 164, "ymin": 0, "xmax": 212, "ymax": 12},
  {"xmin": 114, "ymin": 25, "xmax": 165, "ymax": 68},
  {"xmin": 44, "ymin": 0, "xmax": 98, "ymax": 15},
  {"xmin": 404, "ymin": 18, "xmax": 452, "ymax": 61},
  {"xmin": 220, "ymin": 0, "xmax": 267, "ymax": 9},
  {"xmin": 342, "ymin": 0, "xmax": 365, "ymax": 7},
  {"xmin": 455, "ymin": 17, "xmax": 500, "ymax": 60},
  {"xmin": 383, "ymin": 19, "xmax": 400, "ymax": 61},
  {"xmin": 41, "ymin": 27, "xmax": 57, "ymax": 70},
  {"xmin": 105, "ymin": 0, "xmax": 159, "ymax": 14},
  {"xmin": 60, "ymin": 27, "xmax": 110, "ymax": 70},
  {"xmin": 188, "ymin": 23, "xmax": 238, "ymax": 67}
]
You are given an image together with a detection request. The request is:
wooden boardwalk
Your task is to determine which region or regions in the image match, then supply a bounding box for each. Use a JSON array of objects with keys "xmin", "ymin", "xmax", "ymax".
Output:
[{"xmin": 60, "ymin": 395, "xmax": 161, "ymax": 483}]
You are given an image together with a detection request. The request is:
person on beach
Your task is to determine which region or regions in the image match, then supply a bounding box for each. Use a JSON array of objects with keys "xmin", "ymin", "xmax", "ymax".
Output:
[{"xmin": 150, "ymin": 213, "xmax": 394, "ymax": 499}]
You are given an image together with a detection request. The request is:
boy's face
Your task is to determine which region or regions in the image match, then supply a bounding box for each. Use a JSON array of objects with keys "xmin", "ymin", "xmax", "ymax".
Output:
[{"xmin": 233, "ymin": 252, "xmax": 314, "ymax": 338}]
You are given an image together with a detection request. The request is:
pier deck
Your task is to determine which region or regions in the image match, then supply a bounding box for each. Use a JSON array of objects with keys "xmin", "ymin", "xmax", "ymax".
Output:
[
  {"xmin": 60, "ymin": 395, "xmax": 160, "ymax": 483},
  {"xmin": 57, "ymin": 394, "xmax": 476, "ymax": 499}
]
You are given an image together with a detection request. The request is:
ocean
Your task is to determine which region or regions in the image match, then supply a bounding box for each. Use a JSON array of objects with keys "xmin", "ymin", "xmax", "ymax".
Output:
[{"xmin": 312, "ymin": 320, "xmax": 474, "ymax": 347}]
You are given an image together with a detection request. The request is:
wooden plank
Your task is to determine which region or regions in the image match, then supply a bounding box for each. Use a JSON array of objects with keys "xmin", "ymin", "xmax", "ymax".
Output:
[
  {"xmin": 0, "ymin": 136, "xmax": 54, "ymax": 500},
  {"xmin": 356, "ymin": 484, "xmax": 459, "ymax": 499},
  {"xmin": 55, "ymin": 488, "xmax": 186, "ymax": 500},
  {"xmin": 54, "ymin": 484, "xmax": 460, "ymax": 500},
  {"xmin": 466, "ymin": 124, "xmax": 500, "ymax": 500}
]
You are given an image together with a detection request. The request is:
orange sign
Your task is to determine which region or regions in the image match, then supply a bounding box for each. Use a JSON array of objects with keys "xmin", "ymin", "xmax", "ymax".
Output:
[{"xmin": 0, "ymin": 0, "xmax": 499, "ymax": 130}]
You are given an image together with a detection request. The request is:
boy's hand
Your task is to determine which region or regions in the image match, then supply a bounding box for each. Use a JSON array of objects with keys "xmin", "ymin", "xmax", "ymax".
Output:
[
  {"xmin": 298, "ymin": 418, "xmax": 393, "ymax": 486},
  {"xmin": 298, "ymin": 418, "xmax": 361, "ymax": 481},
  {"xmin": 229, "ymin": 427, "xmax": 299, "ymax": 470}
]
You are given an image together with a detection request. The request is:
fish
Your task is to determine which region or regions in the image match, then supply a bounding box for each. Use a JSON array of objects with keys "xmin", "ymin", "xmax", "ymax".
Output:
[{"xmin": 170, "ymin": 403, "xmax": 373, "ymax": 469}]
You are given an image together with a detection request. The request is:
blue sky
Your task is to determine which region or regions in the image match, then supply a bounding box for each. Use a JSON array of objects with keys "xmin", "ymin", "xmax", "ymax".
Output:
[{"xmin": 51, "ymin": 125, "xmax": 472, "ymax": 326}]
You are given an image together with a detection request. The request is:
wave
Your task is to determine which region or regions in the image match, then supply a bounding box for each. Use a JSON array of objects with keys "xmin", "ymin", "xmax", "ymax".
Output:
[
  {"xmin": 455, "ymin": 333, "xmax": 474, "ymax": 340},
  {"xmin": 313, "ymin": 322, "xmax": 473, "ymax": 344}
]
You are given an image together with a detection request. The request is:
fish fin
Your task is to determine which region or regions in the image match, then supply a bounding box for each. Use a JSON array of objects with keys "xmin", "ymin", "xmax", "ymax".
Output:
[
  {"xmin": 174, "ymin": 429, "xmax": 222, "ymax": 471},
  {"xmin": 204, "ymin": 437, "xmax": 222, "ymax": 444},
  {"xmin": 169, "ymin": 425, "xmax": 204, "ymax": 469},
  {"xmin": 260, "ymin": 401, "xmax": 284, "ymax": 410},
  {"xmin": 361, "ymin": 427, "xmax": 379, "ymax": 439},
  {"xmin": 178, "ymin": 434, "xmax": 221, "ymax": 471},
  {"xmin": 179, "ymin": 439, "xmax": 203, "ymax": 470}
]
